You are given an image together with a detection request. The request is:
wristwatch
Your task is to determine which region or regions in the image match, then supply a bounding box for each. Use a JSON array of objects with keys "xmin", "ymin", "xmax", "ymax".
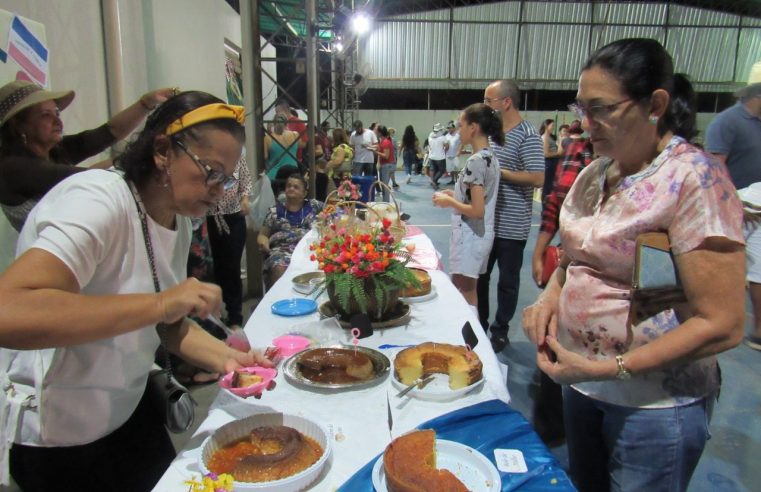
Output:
[{"xmin": 615, "ymin": 355, "xmax": 632, "ymax": 380}]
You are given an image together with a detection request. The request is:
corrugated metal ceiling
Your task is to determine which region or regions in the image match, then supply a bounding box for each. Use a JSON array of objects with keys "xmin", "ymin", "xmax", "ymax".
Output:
[{"xmin": 360, "ymin": 1, "xmax": 761, "ymax": 91}]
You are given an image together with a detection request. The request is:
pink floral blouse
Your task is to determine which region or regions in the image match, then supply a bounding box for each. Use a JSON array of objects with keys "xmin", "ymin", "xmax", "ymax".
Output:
[{"xmin": 558, "ymin": 136, "xmax": 743, "ymax": 408}]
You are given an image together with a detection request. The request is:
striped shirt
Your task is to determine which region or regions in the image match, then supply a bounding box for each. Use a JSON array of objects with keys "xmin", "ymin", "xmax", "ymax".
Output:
[{"xmin": 490, "ymin": 120, "xmax": 544, "ymax": 239}]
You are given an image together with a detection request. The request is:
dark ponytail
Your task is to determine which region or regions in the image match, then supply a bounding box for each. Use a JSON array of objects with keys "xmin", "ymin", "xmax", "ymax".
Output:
[
  {"xmin": 462, "ymin": 103, "xmax": 505, "ymax": 146},
  {"xmin": 665, "ymin": 73, "xmax": 697, "ymax": 140},
  {"xmin": 583, "ymin": 38, "xmax": 696, "ymax": 140}
]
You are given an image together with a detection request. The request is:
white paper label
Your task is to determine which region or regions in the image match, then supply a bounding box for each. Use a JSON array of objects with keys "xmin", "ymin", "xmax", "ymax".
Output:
[{"xmin": 494, "ymin": 449, "xmax": 528, "ymax": 473}]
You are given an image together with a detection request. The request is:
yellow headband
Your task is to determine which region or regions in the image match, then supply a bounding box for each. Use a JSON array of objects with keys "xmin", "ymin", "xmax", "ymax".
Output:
[{"xmin": 165, "ymin": 103, "xmax": 245, "ymax": 136}]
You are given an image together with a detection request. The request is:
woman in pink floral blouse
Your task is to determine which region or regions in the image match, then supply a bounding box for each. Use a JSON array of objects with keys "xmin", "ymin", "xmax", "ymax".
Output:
[{"xmin": 523, "ymin": 38, "xmax": 745, "ymax": 491}]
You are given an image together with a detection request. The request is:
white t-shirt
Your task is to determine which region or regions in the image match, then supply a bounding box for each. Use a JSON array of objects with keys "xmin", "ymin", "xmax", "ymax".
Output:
[
  {"xmin": 445, "ymin": 132, "xmax": 461, "ymax": 158},
  {"xmin": 0, "ymin": 170, "xmax": 191, "ymax": 448},
  {"xmin": 428, "ymin": 132, "xmax": 448, "ymax": 160},
  {"xmin": 350, "ymin": 129, "xmax": 378, "ymax": 164}
]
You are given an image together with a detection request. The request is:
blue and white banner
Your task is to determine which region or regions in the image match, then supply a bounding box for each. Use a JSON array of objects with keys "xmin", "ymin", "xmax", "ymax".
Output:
[{"xmin": 7, "ymin": 15, "xmax": 48, "ymax": 86}]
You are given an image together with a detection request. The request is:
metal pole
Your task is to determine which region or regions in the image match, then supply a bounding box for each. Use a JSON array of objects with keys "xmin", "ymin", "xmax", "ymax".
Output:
[
  {"xmin": 240, "ymin": 0, "xmax": 265, "ymax": 299},
  {"xmin": 306, "ymin": 0, "xmax": 318, "ymax": 199},
  {"xmin": 241, "ymin": 0, "xmax": 264, "ymax": 176},
  {"xmin": 100, "ymin": 0, "xmax": 125, "ymax": 120}
]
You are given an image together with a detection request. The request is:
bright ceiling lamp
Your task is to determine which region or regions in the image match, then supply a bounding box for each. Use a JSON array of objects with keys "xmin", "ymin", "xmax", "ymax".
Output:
[{"xmin": 351, "ymin": 13, "xmax": 371, "ymax": 35}]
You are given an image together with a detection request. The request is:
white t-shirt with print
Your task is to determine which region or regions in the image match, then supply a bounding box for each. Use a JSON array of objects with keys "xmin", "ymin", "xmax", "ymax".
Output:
[
  {"xmin": 350, "ymin": 130, "xmax": 378, "ymax": 164},
  {"xmin": 428, "ymin": 132, "xmax": 448, "ymax": 160},
  {"xmin": 1, "ymin": 170, "xmax": 191, "ymax": 448}
]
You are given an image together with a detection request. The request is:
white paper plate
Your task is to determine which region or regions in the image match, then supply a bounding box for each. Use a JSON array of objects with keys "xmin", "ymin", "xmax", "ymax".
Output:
[
  {"xmin": 198, "ymin": 413, "xmax": 331, "ymax": 491},
  {"xmin": 371, "ymin": 439, "xmax": 501, "ymax": 492},
  {"xmin": 400, "ymin": 285, "xmax": 438, "ymax": 303},
  {"xmin": 391, "ymin": 372, "xmax": 484, "ymax": 402}
]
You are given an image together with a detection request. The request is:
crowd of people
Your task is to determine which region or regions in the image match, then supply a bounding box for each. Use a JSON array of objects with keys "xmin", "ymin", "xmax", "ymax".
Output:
[{"xmin": 0, "ymin": 35, "xmax": 758, "ymax": 492}]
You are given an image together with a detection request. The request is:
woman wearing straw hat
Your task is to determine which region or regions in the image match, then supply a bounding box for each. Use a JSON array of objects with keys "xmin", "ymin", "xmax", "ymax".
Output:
[
  {"xmin": 0, "ymin": 80, "xmax": 177, "ymax": 231},
  {"xmin": 0, "ymin": 91, "xmax": 272, "ymax": 490}
]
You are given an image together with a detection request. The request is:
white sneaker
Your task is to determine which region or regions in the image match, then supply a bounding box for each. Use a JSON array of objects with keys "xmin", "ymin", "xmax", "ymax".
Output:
[{"xmin": 406, "ymin": 176, "xmax": 411, "ymax": 184}]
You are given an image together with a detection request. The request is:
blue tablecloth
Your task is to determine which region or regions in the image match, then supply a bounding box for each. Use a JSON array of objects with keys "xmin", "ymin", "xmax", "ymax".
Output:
[{"xmin": 338, "ymin": 399, "xmax": 576, "ymax": 491}]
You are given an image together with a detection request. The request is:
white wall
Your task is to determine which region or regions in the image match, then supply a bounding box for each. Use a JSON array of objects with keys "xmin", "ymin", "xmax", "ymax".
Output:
[
  {"xmin": 3, "ymin": 1, "xmax": 110, "ymax": 137},
  {"xmin": 138, "ymin": 0, "xmax": 241, "ymax": 101},
  {"xmin": 352, "ymin": 109, "xmax": 718, "ymax": 144},
  {"xmin": 0, "ymin": 0, "xmax": 248, "ymax": 273}
]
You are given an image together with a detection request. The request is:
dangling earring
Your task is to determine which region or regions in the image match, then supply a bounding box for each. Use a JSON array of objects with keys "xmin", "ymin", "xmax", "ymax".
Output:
[
  {"xmin": 649, "ymin": 115, "xmax": 659, "ymax": 124},
  {"xmin": 20, "ymin": 133, "xmax": 27, "ymax": 145},
  {"xmin": 161, "ymin": 167, "xmax": 171, "ymax": 188}
]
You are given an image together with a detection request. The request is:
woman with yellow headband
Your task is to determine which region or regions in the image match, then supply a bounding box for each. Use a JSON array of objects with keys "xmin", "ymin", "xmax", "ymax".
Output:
[{"xmin": 0, "ymin": 91, "xmax": 272, "ymax": 491}]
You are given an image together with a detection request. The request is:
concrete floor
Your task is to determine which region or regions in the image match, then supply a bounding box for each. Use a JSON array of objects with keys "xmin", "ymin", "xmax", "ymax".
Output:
[{"xmin": 179, "ymin": 172, "xmax": 760, "ymax": 491}]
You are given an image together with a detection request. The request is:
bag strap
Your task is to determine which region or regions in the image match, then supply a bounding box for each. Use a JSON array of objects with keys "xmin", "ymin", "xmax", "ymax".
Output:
[{"xmin": 124, "ymin": 179, "xmax": 173, "ymax": 376}]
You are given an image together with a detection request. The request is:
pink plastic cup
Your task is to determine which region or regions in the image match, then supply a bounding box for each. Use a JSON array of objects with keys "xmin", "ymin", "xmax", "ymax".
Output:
[{"xmin": 272, "ymin": 334, "xmax": 312, "ymax": 357}]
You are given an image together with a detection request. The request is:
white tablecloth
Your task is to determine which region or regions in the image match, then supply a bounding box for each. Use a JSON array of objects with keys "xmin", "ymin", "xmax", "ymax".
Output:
[{"xmin": 153, "ymin": 229, "xmax": 510, "ymax": 491}]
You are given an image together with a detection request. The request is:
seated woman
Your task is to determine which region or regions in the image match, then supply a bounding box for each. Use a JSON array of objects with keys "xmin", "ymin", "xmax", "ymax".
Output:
[
  {"xmin": 0, "ymin": 80, "xmax": 176, "ymax": 231},
  {"xmin": 257, "ymin": 174, "xmax": 323, "ymax": 290}
]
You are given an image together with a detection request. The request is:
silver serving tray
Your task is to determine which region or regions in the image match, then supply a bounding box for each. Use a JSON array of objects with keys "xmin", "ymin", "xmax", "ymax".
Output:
[{"xmin": 283, "ymin": 344, "xmax": 390, "ymax": 390}]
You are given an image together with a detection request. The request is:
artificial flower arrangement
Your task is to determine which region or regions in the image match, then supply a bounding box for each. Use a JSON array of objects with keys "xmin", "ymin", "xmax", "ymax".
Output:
[
  {"xmin": 335, "ymin": 177, "xmax": 360, "ymax": 201},
  {"xmin": 185, "ymin": 472, "xmax": 234, "ymax": 492},
  {"xmin": 310, "ymin": 214, "xmax": 419, "ymax": 320}
]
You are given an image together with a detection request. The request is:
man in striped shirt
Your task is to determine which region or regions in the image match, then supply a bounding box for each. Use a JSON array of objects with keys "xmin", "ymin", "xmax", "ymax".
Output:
[{"xmin": 477, "ymin": 80, "xmax": 545, "ymax": 352}]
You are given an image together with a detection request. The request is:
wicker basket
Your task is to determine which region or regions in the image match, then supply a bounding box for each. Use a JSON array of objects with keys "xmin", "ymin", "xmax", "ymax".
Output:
[{"xmin": 321, "ymin": 180, "xmax": 405, "ymax": 239}]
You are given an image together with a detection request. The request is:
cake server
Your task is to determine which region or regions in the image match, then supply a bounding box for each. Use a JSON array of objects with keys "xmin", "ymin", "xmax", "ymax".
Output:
[{"xmin": 396, "ymin": 375, "xmax": 435, "ymax": 398}]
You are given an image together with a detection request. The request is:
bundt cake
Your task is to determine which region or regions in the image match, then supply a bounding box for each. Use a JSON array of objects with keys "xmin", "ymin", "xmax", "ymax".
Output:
[
  {"xmin": 401, "ymin": 268, "xmax": 432, "ymax": 298},
  {"xmin": 394, "ymin": 342, "xmax": 482, "ymax": 390},
  {"xmin": 383, "ymin": 429, "xmax": 468, "ymax": 492},
  {"xmin": 297, "ymin": 348, "xmax": 374, "ymax": 384}
]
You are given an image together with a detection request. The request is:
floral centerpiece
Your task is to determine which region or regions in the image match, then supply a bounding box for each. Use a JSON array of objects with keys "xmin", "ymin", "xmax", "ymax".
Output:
[
  {"xmin": 310, "ymin": 214, "xmax": 419, "ymax": 321},
  {"xmin": 335, "ymin": 177, "xmax": 360, "ymax": 201}
]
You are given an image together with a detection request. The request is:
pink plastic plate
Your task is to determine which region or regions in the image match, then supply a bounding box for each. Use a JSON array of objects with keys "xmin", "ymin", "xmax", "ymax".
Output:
[
  {"xmin": 219, "ymin": 366, "xmax": 278, "ymax": 398},
  {"xmin": 272, "ymin": 334, "xmax": 312, "ymax": 357}
]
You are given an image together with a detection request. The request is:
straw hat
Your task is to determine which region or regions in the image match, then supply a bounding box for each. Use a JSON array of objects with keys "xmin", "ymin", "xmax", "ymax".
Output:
[
  {"xmin": 432, "ymin": 122, "xmax": 443, "ymax": 132},
  {"xmin": 735, "ymin": 60, "xmax": 761, "ymax": 98},
  {"xmin": 0, "ymin": 80, "xmax": 75, "ymax": 126}
]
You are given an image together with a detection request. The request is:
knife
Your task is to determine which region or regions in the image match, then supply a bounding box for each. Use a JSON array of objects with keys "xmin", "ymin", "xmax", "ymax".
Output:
[
  {"xmin": 386, "ymin": 392, "xmax": 393, "ymax": 439},
  {"xmin": 396, "ymin": 375, "xmax": 435, "ymax": 398},
  {"xmin": 461, "ymin": 321, "xmax": 479, "ymax": 349}
]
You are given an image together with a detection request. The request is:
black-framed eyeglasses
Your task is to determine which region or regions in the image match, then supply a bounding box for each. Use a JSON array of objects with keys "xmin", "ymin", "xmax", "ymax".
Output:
[
  {"xmin": 174, "ymin": 139, "xmax": 237, "ymax": 190},
  {"xmin": 483, "ymin": 96, "xmax": 508, "ymax": 104},
  {"xmin": 568, "ymin": 98, "xmax": 632, "ymax": 122}
]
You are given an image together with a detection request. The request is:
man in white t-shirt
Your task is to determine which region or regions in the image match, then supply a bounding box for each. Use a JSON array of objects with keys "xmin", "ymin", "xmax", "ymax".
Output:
[
  {"xmin": 444, "ymin": 120, "xmax": 462, "ymax": 184},
  {"xmin": 350, "ymin": 120, "xmax": 378, "ymax": 176},
  {"xmin": 427, "ymin": 123, "xmax": 448, "ymax": 189}
]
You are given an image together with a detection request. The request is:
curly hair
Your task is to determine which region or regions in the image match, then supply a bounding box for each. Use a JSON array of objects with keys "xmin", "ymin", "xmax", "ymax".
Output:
[{"xmin": 115, "ymin": 91, "xmax": 245, "ymax": 186}]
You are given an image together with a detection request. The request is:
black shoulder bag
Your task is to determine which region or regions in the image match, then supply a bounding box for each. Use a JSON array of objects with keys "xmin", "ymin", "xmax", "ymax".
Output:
[{"xmin": 126, "ymin": 179, "xmax": 197, "ymax": 434}]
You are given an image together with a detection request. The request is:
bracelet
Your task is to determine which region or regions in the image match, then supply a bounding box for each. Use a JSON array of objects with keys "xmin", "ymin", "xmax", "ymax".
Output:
[
  {"xmin": 615, "ymin": 354, "xmax": 632, "ymax": 380},
  {"xmin": 139, "ymin": 97, "xmax": 155, "ymax": 111}
]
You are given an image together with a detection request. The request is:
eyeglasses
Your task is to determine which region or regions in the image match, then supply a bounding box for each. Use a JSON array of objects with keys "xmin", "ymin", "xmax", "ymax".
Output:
[
  {"xmin": 483, "ymin": 96, "xmax": 508, "ymax": 105},
  {"xmin": 568, "ymin": 98, "xmax": 632, "ymax": 122},
  {"xmin": 174, "ymin": 139, "xmax": 237, "ymax": 190}
]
